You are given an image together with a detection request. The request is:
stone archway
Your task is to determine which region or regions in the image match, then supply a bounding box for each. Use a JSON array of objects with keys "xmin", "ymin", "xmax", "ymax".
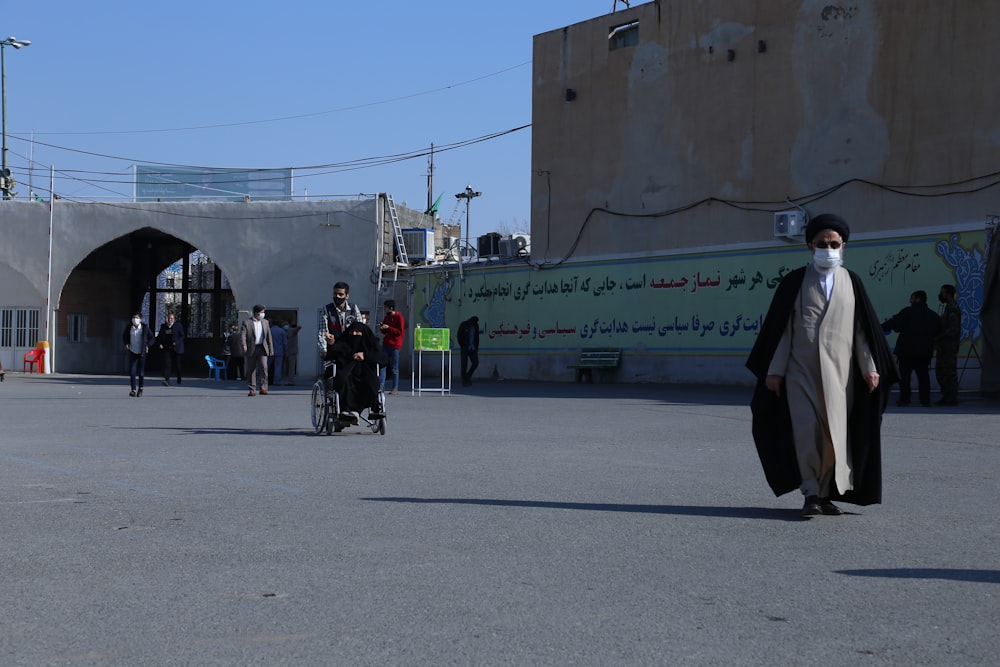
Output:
[{"xmin": 56, "ymin": 227, "xmax": 235, "ymax": 375}]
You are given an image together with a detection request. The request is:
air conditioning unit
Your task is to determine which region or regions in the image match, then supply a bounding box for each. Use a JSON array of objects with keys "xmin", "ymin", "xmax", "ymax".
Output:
[
  {"xmin": 512, "ymin": 233, "xmax": 530, "ymax": 255},
  {"xmin": 498, "ymin": 238, "xmax": 519, "ymax": 259},
  {"xmin": 401, "ymin": 228, "xmax": 435, "ymax": 262},
  {"xmin": 499, "ymin": 234, "xmax": 531, "ymax": 259},
  {"xmin": 774, "ymin": 210, "xmax": 806, "ymax": 238},
  {"xmin": 478, "ymin": 232, "xmax": 502, "ymax": 258}
]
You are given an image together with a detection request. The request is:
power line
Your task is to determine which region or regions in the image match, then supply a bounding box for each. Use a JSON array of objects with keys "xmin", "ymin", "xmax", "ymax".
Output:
[{"xmin": 21, "ymin": 62, "xmax": 532, "ymax": 137}]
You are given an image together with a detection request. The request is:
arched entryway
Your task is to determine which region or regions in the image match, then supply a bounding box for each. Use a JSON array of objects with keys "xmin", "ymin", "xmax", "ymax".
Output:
[{"xmin": 56, "ymin": 227, "xmax": 236, "ymax": 375}]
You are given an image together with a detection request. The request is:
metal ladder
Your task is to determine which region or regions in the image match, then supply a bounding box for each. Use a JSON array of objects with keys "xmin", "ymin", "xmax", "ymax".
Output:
[{"xmin": 385, "ymin": 193, "xmax": 409, "ymax": 266}]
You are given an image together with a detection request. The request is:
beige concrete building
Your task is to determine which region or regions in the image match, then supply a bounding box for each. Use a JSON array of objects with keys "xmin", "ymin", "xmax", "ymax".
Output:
[
  {"xmin": 530, "ymin": 0, "xmax": 998, "ymax": 259},
  {"xmin": 404, "ymin": 0, "xmax": 996, "ymax": 390}
]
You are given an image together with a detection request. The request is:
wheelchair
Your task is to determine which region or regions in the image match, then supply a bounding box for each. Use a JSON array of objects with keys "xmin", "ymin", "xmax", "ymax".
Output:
[{"xmin": 310, "ymin": 361, "xmax": 387, "ymax": 435}]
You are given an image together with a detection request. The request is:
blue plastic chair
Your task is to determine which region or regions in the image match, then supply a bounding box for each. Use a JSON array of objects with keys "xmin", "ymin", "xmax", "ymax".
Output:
[{"xmin": 205, "ymin": 354, "xmax": 226, "ymax": 381}]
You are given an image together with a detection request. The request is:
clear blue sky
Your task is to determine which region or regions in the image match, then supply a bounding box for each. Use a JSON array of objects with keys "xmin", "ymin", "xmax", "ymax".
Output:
[{"xmin": 4, "ymin": 1, "xmax": 621, "ymax": 239}]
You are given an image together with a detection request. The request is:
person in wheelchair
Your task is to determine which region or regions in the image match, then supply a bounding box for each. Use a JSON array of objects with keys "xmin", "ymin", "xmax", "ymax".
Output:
[{"xmin": 325, "ymin": 321, "xmax": 387, "ymax": 421}]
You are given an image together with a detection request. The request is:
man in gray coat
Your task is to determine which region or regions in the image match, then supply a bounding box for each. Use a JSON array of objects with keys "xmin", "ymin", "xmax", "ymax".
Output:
[{"xmin": 240, "ymin": 304, "xmax": 274, "ymax": 397}]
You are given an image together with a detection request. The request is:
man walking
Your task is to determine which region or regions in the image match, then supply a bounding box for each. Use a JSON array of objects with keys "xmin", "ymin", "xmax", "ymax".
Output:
[
  {"xmin": 240, "ymin": 304, "xmax": 274, "ymax": 396},
  {"xmin": 746, "ymin": 214, "xmax": 897, "ymax": 517},
  {"xmin": 156, "ymin": 311, "xmax": 185, "ymax": 386},
  {"xmin": 122, "ymin": 311, "xmax": 154, "ymax": 397},
  {"xmin": 881, "ymin": 290, "xmax": 942, "ymax": 407}
]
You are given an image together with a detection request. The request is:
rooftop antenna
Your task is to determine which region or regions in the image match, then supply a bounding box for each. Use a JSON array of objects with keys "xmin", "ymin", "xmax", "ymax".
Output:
[
  {"xmin": 426, "ymin": 142, "xmax": 434, "ymax": 214},
  {"xmin": 612, "ymin": 0, "xmax": 630, "ymax": 11}
]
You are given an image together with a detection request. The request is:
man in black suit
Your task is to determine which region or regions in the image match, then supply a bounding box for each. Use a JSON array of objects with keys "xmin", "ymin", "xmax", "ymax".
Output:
[
  {"xmin": 156, "ymin": 311, "xmax": 186, "ymax": 386},
  {"xmin": 882, "ymin": 290, "xmax": 943, "ymax": 407}
]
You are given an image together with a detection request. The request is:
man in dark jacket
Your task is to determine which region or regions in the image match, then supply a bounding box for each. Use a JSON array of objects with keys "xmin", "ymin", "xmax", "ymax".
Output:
[
  {"xmin": 882, "ymin": 290, "xmax": 942, "ymax": 407},
  {"xmin": 457, "ymin": 315, "xmax": 480, "ymax": 386},
  {"xmin": 156, "ymin": 311, "xmax": 185, "ymax": 386},
  {"xmin": 934, "ymin": 283, "xmax": 962, "ymax": 406}
]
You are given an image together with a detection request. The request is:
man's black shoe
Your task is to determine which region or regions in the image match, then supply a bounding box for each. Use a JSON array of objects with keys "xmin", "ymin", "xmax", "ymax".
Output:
[
  {"xmin": 819, "ymin": 498, "xmax": 843, "ymax": 516},
  {"xmin": 802, "ymin": 495, "xmax": 822, "ymax": 516}
]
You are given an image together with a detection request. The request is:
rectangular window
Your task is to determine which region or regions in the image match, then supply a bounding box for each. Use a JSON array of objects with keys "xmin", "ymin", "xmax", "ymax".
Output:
[
  {"xmin": 15, "ymin": 308, "xmax": 40, "ymax": 347},
  {"xmin": 187, "ymin": 292, "xmax": 213, "ymax": 338},
  {"xmin": 1, "ymin": 308, "xmax": 41, "ymax": 347},
  {"xmin": 67, "ymin": 313, "xmax": 86, "ymax": 343},
  {"xmin": 609, "ymin": 20, "xmax": 639, "ymax": 50},
  {"xmin": 1, "ymin": 308, "xmax": 12, "ymax": 347}
]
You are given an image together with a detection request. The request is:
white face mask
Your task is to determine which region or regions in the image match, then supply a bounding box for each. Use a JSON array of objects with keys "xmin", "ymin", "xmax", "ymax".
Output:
[
  {"xmin": 255, "ymin": 312, "xmax": 265, "ymax": 321},
  {"xmin": 132, "ymin": 318, "xmax": 141, "ymax": 326},
  {"xmin": 813, "ymin": 247, "xmax": 843, "ymax": 270}
]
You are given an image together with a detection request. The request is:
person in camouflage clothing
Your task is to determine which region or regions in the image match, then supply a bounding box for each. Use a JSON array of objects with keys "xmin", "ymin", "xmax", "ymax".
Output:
[{"xmin": 934, "ymin": 284, "xmax": 961, "ymax": 406}]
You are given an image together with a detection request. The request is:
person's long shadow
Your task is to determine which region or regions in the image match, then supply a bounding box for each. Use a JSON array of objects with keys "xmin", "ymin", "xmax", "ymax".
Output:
[
  {"xmin": 361, "ymin": 496, "xmax": 802, "ymax": 521},
  {"xmin": 836, "ymin": 568, "xmax": 1000, "ymax": 584},
  {"xmin": 111, "ymin": 426, "xmax": 310, "ymax": 437}
]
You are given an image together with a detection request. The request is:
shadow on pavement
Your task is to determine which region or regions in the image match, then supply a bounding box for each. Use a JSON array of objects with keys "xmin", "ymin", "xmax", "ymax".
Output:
[
  {"xmin": 361, "ymin": 496, "xmax": 802, "ymax": 522},
  {"xmin": 448, "ymin": 380, "xmax": 754, "ymax": 406},
  {"xmin": 836, "ymin": 568, "xmax": 1000, "ymax": 584}
]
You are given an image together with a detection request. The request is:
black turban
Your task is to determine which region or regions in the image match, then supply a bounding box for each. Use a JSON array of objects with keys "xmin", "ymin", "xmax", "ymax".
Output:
[{"xmin": 805, "ymin": 214, "xmax": 850, "ymax": 244}]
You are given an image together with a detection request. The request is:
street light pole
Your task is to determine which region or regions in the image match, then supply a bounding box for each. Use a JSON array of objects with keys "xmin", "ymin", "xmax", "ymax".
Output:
[
  {"xmin": 1, "ymin": 36, "xmax": 31, "ymax": 201},
  {"xmin": 454, "ymin": 185, "xmax": 481, "ymax": 257}
]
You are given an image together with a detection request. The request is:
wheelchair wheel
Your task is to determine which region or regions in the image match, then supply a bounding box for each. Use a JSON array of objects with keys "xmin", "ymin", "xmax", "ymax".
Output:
[
  {"xmin": 329, "ymin": 383, "xmax": 342, "ymax": 434},
  {"xmin": 310, "ymin": 380, "xmax": 327, "ymax": 435},
  {"xmin": 367, "ymin": 414, "xmax": 386, "ymax": 435}
]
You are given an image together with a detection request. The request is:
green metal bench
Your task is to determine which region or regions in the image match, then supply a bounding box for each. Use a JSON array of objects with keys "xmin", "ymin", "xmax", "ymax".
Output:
[{"xmin": 568, "ymin": 347, "xmax": 622, "ymax": 383}]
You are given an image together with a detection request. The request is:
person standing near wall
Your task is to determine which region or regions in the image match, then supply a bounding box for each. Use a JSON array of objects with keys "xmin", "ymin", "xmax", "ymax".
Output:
[
  {"xmin": 746, "ymin": 214, "xmax": 897, "ymax": 517},
  {"xmin": 378, "ymin": 300, "xmax": 405, "ymax": 394},
  {"xmin": 283, "ymin": 321, "xmax": 302, "ymax": 385},
  {"xmin": 226, "ymin": 324, "xmax": 244, "ymax": 380},
  {"xmin": 122, "ymin": 311, "xmax": 154, "ymax": 397},
  {"xmin": 934, "ymin": 283, "xmax": 962, "ymax": 406},
  {"xmin": 269, "ymin": 320, "xmax": 287, "ymax": 387},
  {"xmin": 241, "ymin": 304, "xmax": 274, "ymax": 397},
  {"xmin": 156, "ymin": 311, "xmax": 185, "ymax": 386},
  {"xmin": 881, "ymin": 290, "xmax": 942, "ymax": 407},
  {"xmin": 457, "ymin": 315, "xmax": 480, "ymax": 387}
]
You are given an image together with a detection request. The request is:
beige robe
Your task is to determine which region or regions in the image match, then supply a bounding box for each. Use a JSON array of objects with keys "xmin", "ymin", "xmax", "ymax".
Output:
[{"xmin": 766, "ymin": 265, "xmax": 876, "ymax": 497}]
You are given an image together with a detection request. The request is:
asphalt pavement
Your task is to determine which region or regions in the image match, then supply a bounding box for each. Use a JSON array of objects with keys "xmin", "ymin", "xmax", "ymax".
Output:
[{"xmin": 1, "ymin": 371, "xmax": 997, "ymax": 666}]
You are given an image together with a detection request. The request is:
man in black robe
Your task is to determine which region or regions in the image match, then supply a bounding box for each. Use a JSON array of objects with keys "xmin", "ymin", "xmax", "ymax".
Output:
[{"xmin": 746, "ymin": 214, "xmax": 898, "ymax": 514}]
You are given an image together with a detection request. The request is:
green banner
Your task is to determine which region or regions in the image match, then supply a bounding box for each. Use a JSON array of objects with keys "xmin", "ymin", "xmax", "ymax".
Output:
[{"xmin": 412, "ymin": 230, "xmax": 986, "ymax": 357}]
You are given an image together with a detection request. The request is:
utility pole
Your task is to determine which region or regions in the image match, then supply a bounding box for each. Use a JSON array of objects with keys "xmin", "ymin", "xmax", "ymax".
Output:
[
  {"xmin": 454, "ymin": 185, "xmax": 481, "ymax": 255},
  {"xmin": 1, "ymin": 36, "xmax": 31, "ymax": 200}
]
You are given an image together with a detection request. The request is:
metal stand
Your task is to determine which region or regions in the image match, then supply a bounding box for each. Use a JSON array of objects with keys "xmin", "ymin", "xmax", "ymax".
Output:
[{"xmin": 411, "ymin": 348, "xmax": 451, "ymax": 396}]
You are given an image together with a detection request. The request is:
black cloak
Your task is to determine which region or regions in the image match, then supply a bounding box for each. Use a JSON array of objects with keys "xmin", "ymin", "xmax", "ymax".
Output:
[
  {"xmin": 745, "ymin": 266, "xmax": 899, "ymax": 505},
  {"xmin": 327, "ymin": 322, "xmax": 387, "ymax": 411}
]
